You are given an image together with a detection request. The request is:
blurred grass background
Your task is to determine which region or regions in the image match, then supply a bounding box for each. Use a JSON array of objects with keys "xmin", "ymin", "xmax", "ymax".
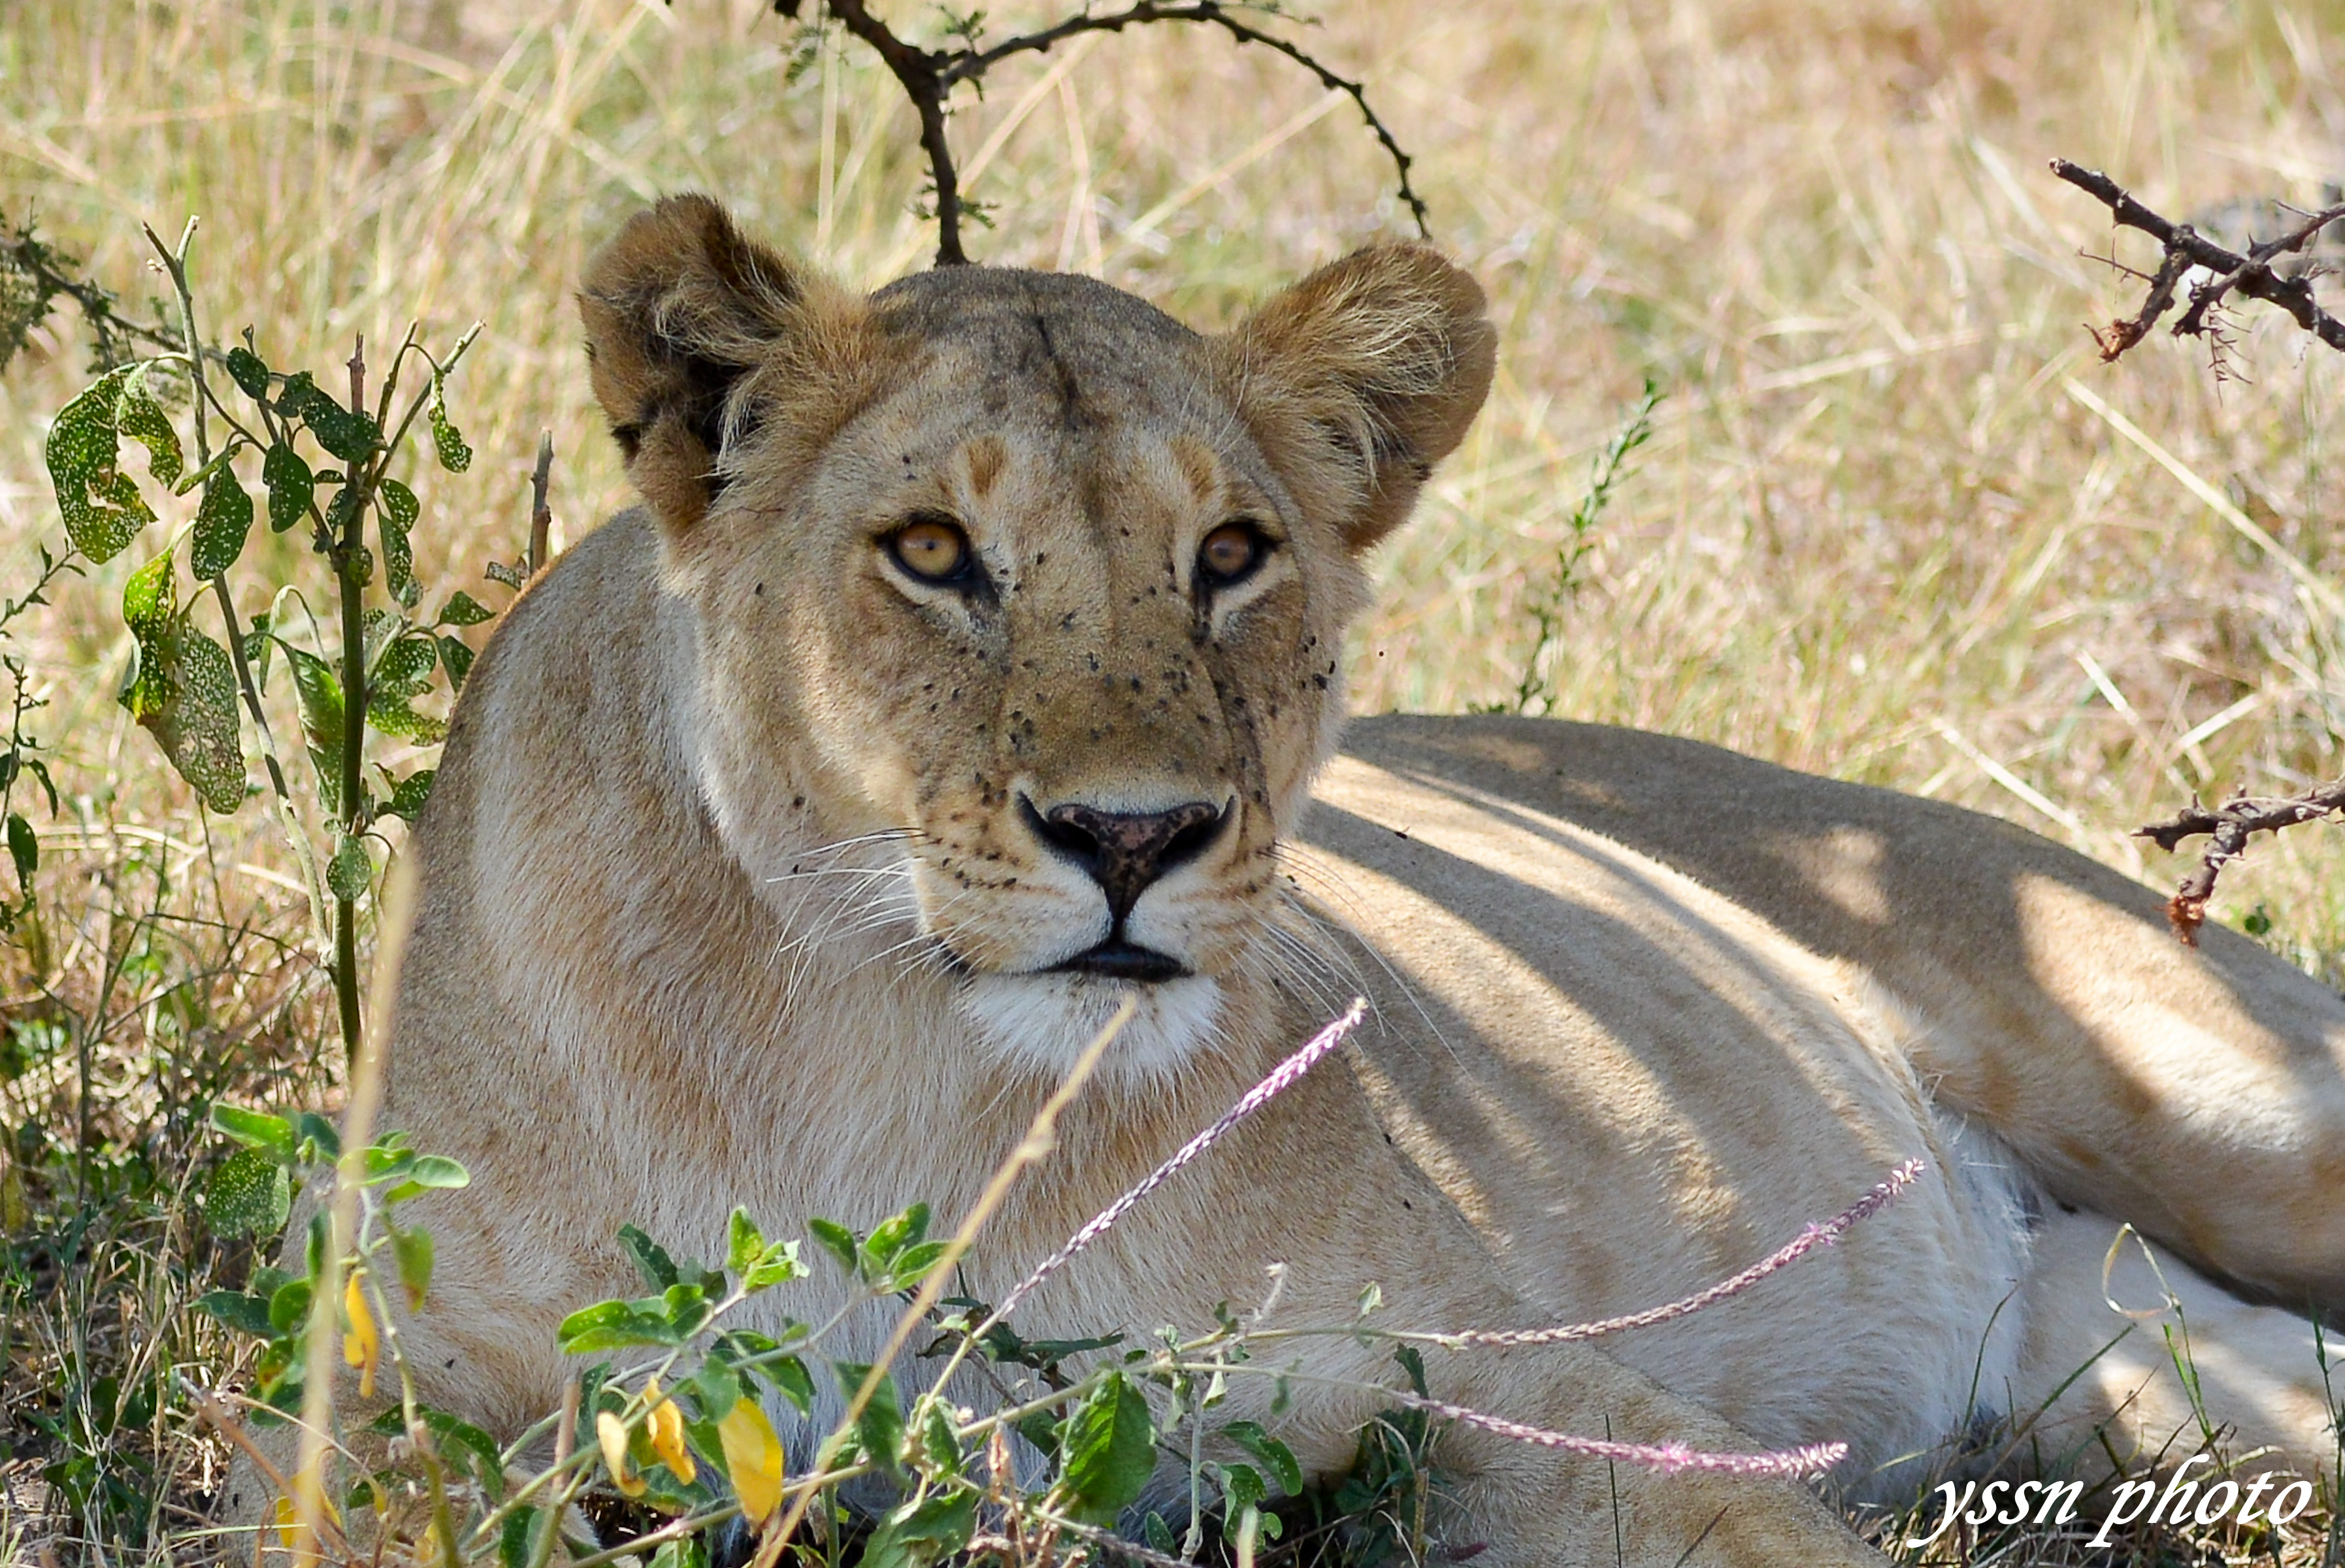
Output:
[
  {"xmin": 2, "ymin": 0, "xmax": 2344, "ymax": 1559},
  {"xmin": 6, "ymin": 0, "xmax": 2345, "ymax": 951}
]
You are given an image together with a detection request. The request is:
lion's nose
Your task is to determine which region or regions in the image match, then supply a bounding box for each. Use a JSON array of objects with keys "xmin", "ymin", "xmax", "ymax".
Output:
[{"xmin": 1026, "ymin": 798, "xmax": 1229, "ymax": 921}]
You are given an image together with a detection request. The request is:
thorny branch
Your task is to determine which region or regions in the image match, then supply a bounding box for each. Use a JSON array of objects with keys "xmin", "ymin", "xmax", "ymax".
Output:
[
  {"xmin": 2050, "ymin": 159, "xmax": 2345, "ymax": 360},
  {"xmin": 2136, "ymin": 781, "xmax": 2345, "ymax": 945},
  {"xmin": 773, "ymin": 0, "xmax": 1429, "ymax": 266},
  {"xmin": 1, "ymin": 215, "xmax": 184, "ymax": 372}
]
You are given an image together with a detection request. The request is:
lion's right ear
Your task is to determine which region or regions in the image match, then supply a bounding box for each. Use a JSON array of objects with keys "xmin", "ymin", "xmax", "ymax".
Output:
[{"xmin": 579, "ymin": 194, "xmax": 865, "ymax": 531}]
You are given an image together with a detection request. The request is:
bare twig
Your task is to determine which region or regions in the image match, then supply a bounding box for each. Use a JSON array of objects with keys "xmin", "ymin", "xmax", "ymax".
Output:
[
  {"xmin": 527, "ymin": 431, "xmax": 554, "ymax": 578},
  {"xmin": 2175, "ymin": 198, "xmax": 2345, "ymax": 337},
  {"xmin": 2135, "ymin": 780, "xmax": 2345, "ymax": 944},
  {"xmin": 2050, "ymin": 159, "xmax": 2345, "ymax": 357},
  {"xmin": 818, "ymin": 0, "xmax": 972, "ymax": 265},
  {"xmin": 943, "ymin": 1, "xmax": 1430, "ymax": 240},
  {"xmin": 804, "ymin": 0, "xmax": 1427, "ymax": 266}
]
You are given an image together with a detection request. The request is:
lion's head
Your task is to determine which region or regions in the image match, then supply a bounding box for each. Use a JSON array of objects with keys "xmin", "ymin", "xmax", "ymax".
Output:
[{"xmin": 578, "ymin": 195, "xmax": 1492, "ymax": 1080}]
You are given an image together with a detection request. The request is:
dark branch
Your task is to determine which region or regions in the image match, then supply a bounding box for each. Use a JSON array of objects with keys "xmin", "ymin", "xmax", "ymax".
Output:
[
  {"xmin": 2135, "ymin": 781, "xmax": 2345, "ymax": 945},
  {"xmin": 798, "ymin": 0, "xmax": 1430, "ymax": 267},
  {"xmin": 820, "ymin": 0, "xmax": 967, "ymax": 265},
  {"xmin": 2175, "ymin": 197, "xmax": 2345, "ymax": 338},
  {"xmin": 2050, "ymin": 159, "xmax": 2345, "ymax": 357},
  {"xmin": 1, "ymin": 216, "xmax": 184, "ymax": 374},
  {"xmin": 942, "ymin": 1, "xmax": 1430, "ymax": 240}
]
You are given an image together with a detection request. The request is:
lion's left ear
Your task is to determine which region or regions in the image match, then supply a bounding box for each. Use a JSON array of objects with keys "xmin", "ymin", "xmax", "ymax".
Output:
[{"xmin": 1219, "ymin": 244, "xmax": 1496, "ymax": 551}]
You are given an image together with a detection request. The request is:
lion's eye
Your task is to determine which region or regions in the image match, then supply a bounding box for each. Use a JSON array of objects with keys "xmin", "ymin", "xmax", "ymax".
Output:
[
  {"xmin": 1198, "ymin": 521, "xmax": 1268, "ymax": 588},
  {"xmin": 888, "ymin": 515, "xmax": 974, "ymax": 584}
]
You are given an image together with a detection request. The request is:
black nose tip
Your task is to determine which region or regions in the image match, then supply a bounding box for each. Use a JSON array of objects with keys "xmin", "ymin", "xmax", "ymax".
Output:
[{"xmin": 1026, "ymin": 797, "xmax": 1228, "ymax": 920}]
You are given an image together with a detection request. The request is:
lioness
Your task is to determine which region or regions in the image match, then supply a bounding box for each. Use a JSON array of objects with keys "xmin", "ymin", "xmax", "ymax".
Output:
[{"xmin": 254, "ymin": 195, "xmax": 2345, "ymax": 1564}]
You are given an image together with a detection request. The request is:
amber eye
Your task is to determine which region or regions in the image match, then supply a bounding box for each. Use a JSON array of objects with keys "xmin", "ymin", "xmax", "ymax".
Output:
[
  {"xmin": 1198, "ymin": 520, "xmax": 1268, "ymax": 587},
  {"xmin": 888, "ymin": 515, "xmax": 973, "ymax": 583}
]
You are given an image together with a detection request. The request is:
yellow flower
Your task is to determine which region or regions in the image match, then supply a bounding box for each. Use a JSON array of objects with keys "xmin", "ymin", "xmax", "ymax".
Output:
[
  {"xmin": 717, "ymin": 1397, "xmax": 785, "ymax": 1524},
  {"xmin": 274, "ymin": 1456, "xmax": 342, "ymax": 1549},
  {"xmin": 342, "ymin": 1271, "xmax": 379, "ymax": 1399},
  {"xmin": 645, "ymin": 1376, "xmax": 695, "ymax": 1484},
  {"xmin": 597, "ymin": 1409, "xmax": 647, "ymax": 1497}
]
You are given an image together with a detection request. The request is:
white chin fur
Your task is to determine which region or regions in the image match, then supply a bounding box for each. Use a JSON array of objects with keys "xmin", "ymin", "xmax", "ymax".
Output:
[{"xmin": 958, "ymin": 972, "xmax": 1222, "ymax": 1086}]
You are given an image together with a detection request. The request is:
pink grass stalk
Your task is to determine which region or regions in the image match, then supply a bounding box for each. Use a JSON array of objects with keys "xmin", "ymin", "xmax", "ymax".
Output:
[
  {"xmin": 988, "ymin": 999, "xmax": 1910, "ymax": 1486},
  {"xmin": 989, "ymin": 998, "xmax": 1368, "ymax": 1324},
  {"xmin": 1383, "ymin": 1391, "xmax": 1848, "ymax": 1478},
  {"xmin": 1439, "ymin": 1157, "xmax": 1928, "ymax": 1348}
]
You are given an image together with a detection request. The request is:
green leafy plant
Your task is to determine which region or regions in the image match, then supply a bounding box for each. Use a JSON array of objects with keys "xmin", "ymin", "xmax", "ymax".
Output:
[
  {"xmin": 39, "ymin": 218, "xmax": 488, "ymax": 1066},
  {"xmin": 1483, "ymin": 380, "xmax": 1662, "ymax": 719}
]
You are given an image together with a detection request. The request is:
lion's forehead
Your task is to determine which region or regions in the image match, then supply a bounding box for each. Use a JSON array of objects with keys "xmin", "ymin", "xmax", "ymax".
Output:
[{"xmin": 866, "ymin": 269, "xmax": 1219, "ymax": 428}]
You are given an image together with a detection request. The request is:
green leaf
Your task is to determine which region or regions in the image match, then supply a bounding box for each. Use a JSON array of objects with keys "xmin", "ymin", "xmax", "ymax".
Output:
[
  {"xmin": 429, "ymin": 1411, "xmax": 506, "ymax": 1495},
  {"xmin": 835, "ymin": 1363, "xmax": 904, "ymax": 1477},
  {"xmin": 189, "ymin": 470, "xmax": 254, "ymax": 579},
  {"xmin": 745, "ymin": 1239, "xmax": 804, "ymax": 1292},
  {"xmin": 294, "ymin": 1111, "xmax": 342, "ymax": 1162},
  {"xmin": 725, "ymin": 1336, "xmax": 817, "ymax": 1413},
  {"xmin": 382, "ymin": 1153, "xmax": 470, "ymax": 1204},
  {"xmin": 879, "ymin": 1239, "xmax": 950, "ymax": 1293},
  {"xmin": 497, "ymin": 1505, "xmax": 548, "ymax": 1568},
  {"xmin": 118, "ymin": 551, "xmax": 177, "ymax": 711},
  {"xmin": 1221, "ymin": 1420, "xmax": 1303, "ymax": 1496},
  {"xmin": 919, "ymin": 1401, "xmax": 960, "ymax": 1475},
  {"xmin": 196, "ymin": 1288, "xmax": 278, "ymax": 1338},
  {"xmin": 378, "ymin": 478, "xmax": 418, "ymax": 607},
  {"xmin": 205, "ymin": 1149, "xmax": 291, "ymax": 1237},
  {"xmin": 389, "ymin": 1224, "xmax": 434, "ymax": 1311},
  {"xmin": 282, "ymin": 647, "xmax": 344, "ymax": 816},
  {"xmin": 269, "ymin": 1275, "xmax": 314, "ymax": 1334},
  {"xmin": 1059, "ymin": 1371, "xmax": 1156, "ymax": 1525},
  {"xmin": 382, "ymin": 768, "xmax": 435, "ymax": 822},
  {"xmin": 866, "ymin": 1203, "xmax": 931, "ymax": 1269},
  {"xmin": 617, "ymin": 1224, "xmax": 678, "ymax": 1291},
  {"xmin": 727, "ymin": 1209, "xmax": 766, "ymax": 1275},
  {"xmin": 1006, "ymin": 1409, "xmax": 1057, "ymax": 1462},
  {"xmin": 427, "ymin": 373, "xmax": 471, "ymax": 472},
  {"xmin": 7, "ymin": 812, "xmax": 35, "ymax": 887},
  {"xmin": 859, "ymin": 1490, "xmax": 976, "ymax": 1568},
  {"xmin": 276, "ymin": 372, "xmax": 381, "ymax": 463},
  {"xmin": 555, "ymin": 1298, "xmax": 683, "ymax": 1354},
  {"xmin": 663, "ymin": 1281, "xmax": 713, "ymax": 1337},
  {"xmin": 370, "ymin": 1405, "xmax": 506, "ymax": 1495},
  {"xmin": 372, "ymin": 638, "xmax": 436, "ymax": 700},
  {"xmin": 1144, "ymin": 1512, "xmax": 1177, "ymax": 1555},
  {"xmin": 262, "ymin": 442, "xmax": 312, "ymax": 533},
  {"xmin": 367, "ymin": 695, "xmax": 446, "ymax": 744},
  {"xmin": 328, "ymin": 833, "xmax": 370, "ymax": 902},
  {"xmin": 115, "ymin": 364, "xmax": 184, "ymax": 489},
  {"xmin": 726, "ymin": 1209, "xmax": 804, "ymax": 1292},
  {"xmin": 1215, "ymin": 1461, "xmax": 1266, "ymax": 1515},
  {"xmin": 435, "ymin": 589, "xmax": 493, "ymax": 627},
  {"xmin": 46, "ymin": 368, "xmax": 153, "ymax": 563},
  {"xmin": 210, "ymin": 1103, "xmax": 294, "ymax": 1157},
  {"xmin": 767, "ymin": 1354, "xmax": 816, "ymax": 1414},
  {"xmin": 225, "ymin": 347, "xmax": 271, "ymax": 399},
  {"xmin": 688, "ymin": 1356, "xmax": 741, "ymax": 1418},
  {"xmin": 118, "ymin": 554, "xmax": 245, "ymax": 813},
  {"xmin": 808, "ymin": 1217, "xmax": 860, "ymax": 1279},
  {"xmin": 436, "ymin": 635, "xmax": 474, "ymax": 693}
]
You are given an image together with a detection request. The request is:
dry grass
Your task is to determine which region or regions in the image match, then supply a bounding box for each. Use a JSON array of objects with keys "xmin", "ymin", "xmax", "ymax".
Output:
[{"xmin": 2, "ymin": 0, "xmax": 2344, "ymax": 1562}]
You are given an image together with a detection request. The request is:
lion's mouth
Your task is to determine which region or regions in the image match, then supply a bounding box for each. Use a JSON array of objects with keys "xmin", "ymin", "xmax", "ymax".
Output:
[{"xmin": 1051, "ymin": 939, "xmax": 1190, "ymax": 984}]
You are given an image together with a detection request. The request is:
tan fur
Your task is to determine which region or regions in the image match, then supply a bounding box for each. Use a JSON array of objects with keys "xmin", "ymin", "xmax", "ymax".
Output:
[{"xmin": 227, "ymin": 197, "xmax": 2345, "ymax": 1564}]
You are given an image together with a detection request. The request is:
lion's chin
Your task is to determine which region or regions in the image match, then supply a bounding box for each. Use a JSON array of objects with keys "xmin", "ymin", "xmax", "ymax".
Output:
[{"xmin": 957, "ymin": 971, "xmax": 1223, "ymax": 1087}]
